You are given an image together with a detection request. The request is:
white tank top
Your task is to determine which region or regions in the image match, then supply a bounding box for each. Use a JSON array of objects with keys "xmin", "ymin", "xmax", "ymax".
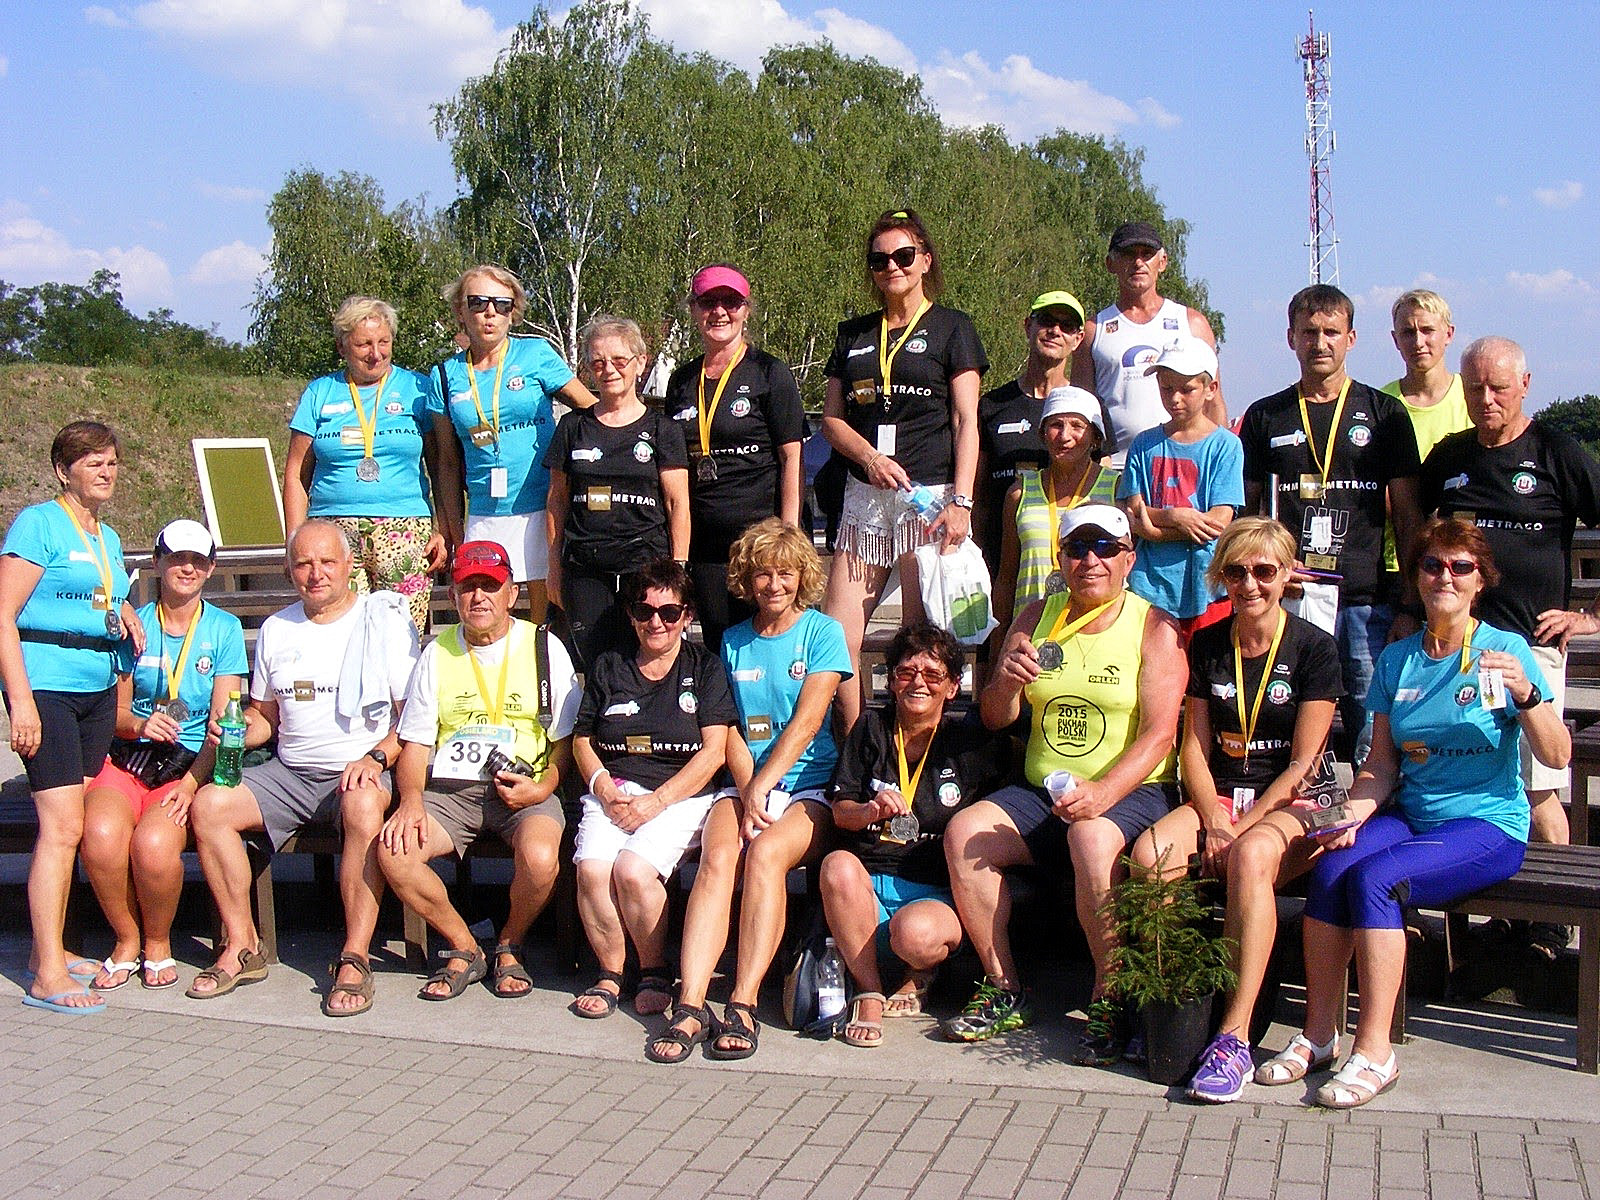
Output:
[{"xmin": 1091, "ymin": 298, "xmax": 1190, "ymax": 467}]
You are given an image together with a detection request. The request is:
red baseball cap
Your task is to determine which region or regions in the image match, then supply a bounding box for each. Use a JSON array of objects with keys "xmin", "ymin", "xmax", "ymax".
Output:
[{"xmin": 451, "ymin": 540, "xmax": 512, "ymax": 585}]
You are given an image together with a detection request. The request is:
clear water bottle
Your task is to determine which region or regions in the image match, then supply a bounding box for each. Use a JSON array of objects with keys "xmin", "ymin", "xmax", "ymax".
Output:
[
  {"xmin": 816, "ymin": 936, "xmax": 847, "ymax": 1021},
  {"xmin": 213, "ymin": 690, "xmax": 246, "ymax": 788},
  {"xmin": 902, "ymin": 484, "xmax": 945, "ymax": 524}
]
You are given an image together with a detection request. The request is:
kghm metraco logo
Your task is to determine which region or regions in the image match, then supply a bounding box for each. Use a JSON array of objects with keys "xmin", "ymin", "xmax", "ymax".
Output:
[
  {"xmin": 1402, "ymin": 740, "xmax": 1430, "ymax": 764},
  {"xmin": 1266, "ymin": 680, "xmax": 1293, "ymax": 705},
  {"xmin": 1455, "ymin": 683, "xmax": 1478, "ymax": 706},
  {"xmin": 1512, "ymin": 471, "xmax": 1536, "ymax": 495}
]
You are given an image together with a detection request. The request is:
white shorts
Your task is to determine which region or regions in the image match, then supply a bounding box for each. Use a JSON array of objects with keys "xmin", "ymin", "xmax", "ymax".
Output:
[
  {"xmin": 835, "ymin": 476, "xmax": 944, "ymax": 569},
  {"xmin": 573, "ymin": 781, "xmax": 717, "ymax": 878},
  {"xmin": 1521, "ymin": 642, "xmax": 1569, "ymax": 794},
  {"xmin": 464, "ymin": 511, "xmax": 549, "ymax": 583}
]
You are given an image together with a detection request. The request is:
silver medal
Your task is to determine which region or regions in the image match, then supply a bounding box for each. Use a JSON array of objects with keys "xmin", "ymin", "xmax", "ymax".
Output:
[
  {"xmin": 887, "ymin": 811, "xmax": 920, "ymax": 843},
  {"xmin": 105, "ymin": 611, "xmax": 123, "ymax": 639},
  {"xmin": 160, "ymin": 699, "xmax": 190, "ymax": 723},
  {"xmin": 1044, "ymin": 571, "xmax": 1066, "ymax": 596},
  {"xmin": 1037, "ymin": 640, "xmax": 1064, "ymax": 671},
  {"xmin": 696, "ymin": 456, "xmax": 718, "ymax": 483},
  {"xmin": 355, "ymin": 456, "xmax": 381, "ymax": 482}
]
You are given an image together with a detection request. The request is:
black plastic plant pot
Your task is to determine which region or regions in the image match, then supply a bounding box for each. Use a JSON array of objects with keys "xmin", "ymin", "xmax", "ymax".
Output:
[{"xmin": 1141, "ymin": 993, "xmax": 1217, "ymax": 1085}]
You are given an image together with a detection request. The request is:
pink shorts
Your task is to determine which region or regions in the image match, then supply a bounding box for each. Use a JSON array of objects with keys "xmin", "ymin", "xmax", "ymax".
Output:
[{"xmin": 87, "ymin": 758, "xmax": 184, "ymax": 821}]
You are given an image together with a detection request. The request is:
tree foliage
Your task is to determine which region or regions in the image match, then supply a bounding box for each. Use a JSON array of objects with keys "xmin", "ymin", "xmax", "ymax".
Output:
[
  {"xmin": 1536, "ymin": 395, "xmax": 1600, "ymax": 457},
  {"xmin": 250, "ymin": 169, "xmax": 463, "ymax": 379},
  {"xmin": 0, "ymin": 270, "xmax": 250, "ymax": 371}
]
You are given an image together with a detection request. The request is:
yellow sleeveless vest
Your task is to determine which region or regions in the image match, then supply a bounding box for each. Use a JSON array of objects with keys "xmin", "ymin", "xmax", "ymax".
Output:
[
  {"xmin": 433, "ymin": 620, "xmax": 552, "ymax": 767},
  {"xmin": 1022, "ymin": 589, "xmax": 1175, "ymax": 787}
]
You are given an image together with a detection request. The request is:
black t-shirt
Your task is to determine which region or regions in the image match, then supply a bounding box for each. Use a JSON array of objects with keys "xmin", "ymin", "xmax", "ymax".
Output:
[
  {"xmin": 1238, "ymin": 381, "xmax": 1420, "ymax": 605},
  {"xmin": 824, "ymin": 303, "xmax": 989, "ymax": 487},
  {"xmin": 666, "ymin": 347, "xmax": 806, "ymax": 553},
  {"xmin": 544, "ymin": 407, "xmax": 688, "ymax": 574},
  {"xmin": 1187, "ymin": 612, "xmax": 1344, "ymax": 797},
  {"xmin": 830, "ymin": 705, "xmax": 1004, "ymax": 886},
  {"xmin": 1419, "ymin": 420, "xmax": 1600, "ymax": 641},
  {"xmin": 976, "ymin": 378, "xmax": 1048, "ymax": 570},
  {"xmin": 575, "ymin": 641, "xmax": 739, "ymax": 792}
]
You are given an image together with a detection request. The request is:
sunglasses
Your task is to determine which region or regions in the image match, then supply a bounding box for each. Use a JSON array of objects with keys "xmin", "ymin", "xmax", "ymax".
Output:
[
  {"xmin": 1222, "ymin": 562, "xmax": 1282, "ymax": 585},
  {"xmin": 1033, "ymin": 312, "xmax": 1082, "ymax": 332},
  {"xmin": 695, "ymin": 293, "xmax": 747, "ymax": 312},
  {"xmin": 1419, "ymin": 555, "xmax": 1478, "ymax": 578},
  {"xmin": 628, "ymin": 601, "xmax": 688, "ymax": 625},
  {"xmin": 866, "ymin": 245, "xmax": 920, "ymax": 272},
  {"xmin": 465, "ymin": 295, "xmax": 515, "ymax": 315},
  {"xmin": 589, "ymin": 355, "xmax": 638, "ymax": 373},
  {"xmin": 891, "ymin": 665, "xmax": 950, "ymax": 686},
  {"xmin": 1062, "ymin": 537, "xmax": 1129, "ymax": 560},
  {"xmin": 457, "ymin": 548, "xmax": 510, "ymax": 571}
]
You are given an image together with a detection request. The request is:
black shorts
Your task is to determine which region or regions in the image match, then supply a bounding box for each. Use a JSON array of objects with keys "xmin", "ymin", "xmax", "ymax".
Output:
[
  {"xmin": 988, "ymin": 781, "xmax": 1179, "ymax": 870},
  {"xmin": 7, "ymin": 686, "xmax": 118, "ymax": 792}
]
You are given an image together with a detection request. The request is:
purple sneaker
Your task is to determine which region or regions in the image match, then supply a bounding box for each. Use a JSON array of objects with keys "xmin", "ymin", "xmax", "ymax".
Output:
[{"xmin": 1187, "ymin": 1031, "xmax": 1253, "ymax": 1103}]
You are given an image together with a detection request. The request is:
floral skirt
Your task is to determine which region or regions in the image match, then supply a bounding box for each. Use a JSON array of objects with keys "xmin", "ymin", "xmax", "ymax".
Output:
[{"xmin": 328, "ymin": 515, "xmax": 435, "ymax": 633}]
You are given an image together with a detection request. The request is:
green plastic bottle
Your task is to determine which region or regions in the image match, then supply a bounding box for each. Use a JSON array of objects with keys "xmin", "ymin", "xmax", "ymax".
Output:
[{"xmin": 213, "ymin": 690, "xmax": 246, "ymax": 787}]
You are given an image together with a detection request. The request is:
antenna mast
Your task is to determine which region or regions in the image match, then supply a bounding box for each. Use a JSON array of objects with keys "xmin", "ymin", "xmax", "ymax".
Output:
[{"xmin": 1297, "ymin": 10, "xmax": 1339, "ymax": 284}]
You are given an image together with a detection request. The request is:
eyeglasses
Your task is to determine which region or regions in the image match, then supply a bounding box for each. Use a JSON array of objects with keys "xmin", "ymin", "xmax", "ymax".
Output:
[
  {"xmin": 1419, "ymin": 555, "xmax": 1478, "ymax": 578},
  {"xmin": 628, "ymin": 601, "xmax": 688, "ymax": 625},
  {"xmin": 1032, "ymin": 312, "xmax": 1081, "ymax": 332},
  {"xmin": 465, "ymin": 295, "xmax": 515, "ymax": 315},
  {"xmin": 589, "ymin": 355, "xmax": 638, "ymax": 373},
  {"xmin": 695, "ymin": 294, "xmax": 747, "ymax": 312},
  {"xmin": 1221, "ymin": 562, "xmax": 1282, "ymax": 585},
  {"xmin": 866, "ymin": 245, "xmax": 920, "ymax": 272},
  {"xmin": 1062, "ymin": 537, "xmax": 1129, "ymax": 560},
  {"xmin": 891, "ymin": 665, "xmax": 950, "ymax": 686}
]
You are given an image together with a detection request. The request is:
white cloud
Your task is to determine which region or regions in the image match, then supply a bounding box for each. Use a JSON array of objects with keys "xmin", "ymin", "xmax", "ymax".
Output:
[
  {"xmin": 196, "ymin": 179, "xmax": 266, "ymax": 204},
  {"xmin": 1505, "ymin": 268, "xmax": 1596, "ymax": 300},
  {"xmin": 0, "ymin": 208, "xmax": 174, "ymax": 306},
  {"xmin": 83, "ymin": 5, "xmax": 128, "ymax": 27},
  {"xmin": 187, "ymin": 240, "xmax": 267, "ymax": 286},
  {"xmin": 636, "ymin": 1, "xmax": 915, "ymax": 73},
  {"xmin": 121, "ymin": 0, "xmax": 511, "ymax": 127},
  {"xmin": 1534, "ymin": 180, "xmax": 1583, "ymax": 210}
]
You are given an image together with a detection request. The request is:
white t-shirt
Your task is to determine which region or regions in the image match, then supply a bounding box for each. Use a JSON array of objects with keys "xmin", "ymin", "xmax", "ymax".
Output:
[
  {"xmin": 1091, "ymin": 297, "xmax": 1193, "ymax": 467},
  {"xmin": 398, "ymin": 623, "xmax": 580, "ymax": 748},
  {"xmin": 251, "ymin": 599, "xmax": 417, "ymax": 771}
]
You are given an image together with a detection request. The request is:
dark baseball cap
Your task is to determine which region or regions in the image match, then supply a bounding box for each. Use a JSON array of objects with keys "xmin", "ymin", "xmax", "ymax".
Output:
[{"xmin": 1108, "ymin": 222, "xmax": 1164, "ymax": 253}]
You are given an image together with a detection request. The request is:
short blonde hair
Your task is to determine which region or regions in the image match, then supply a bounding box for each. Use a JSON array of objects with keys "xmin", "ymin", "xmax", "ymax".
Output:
[
  {"xmin": 581, "ymin": 314, "xmax": 648, "ymax": 361},
  {"xmin": 332, "ymin": 296, "xmax": 397, "ymax": 341},
  {"xmin": 726, "ymin": 518, "xmax": 825, "ymax": 609},
  {"xmin": 1391, "ymin": 288, "xmax": 1452, "ymax": 327},
  {"xmin": 443, "ymin": 264, "xmax": 527, "ymax": 325},
  {"xmin": 1206, "ymin": 517, "xmax": 1297, "ymax": 591}
]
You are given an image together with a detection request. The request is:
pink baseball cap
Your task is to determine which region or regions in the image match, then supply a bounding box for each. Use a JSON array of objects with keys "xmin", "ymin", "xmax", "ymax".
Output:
[{"xmin": 690, "ymin": 265, "xmax": 750, "ymax": 300}]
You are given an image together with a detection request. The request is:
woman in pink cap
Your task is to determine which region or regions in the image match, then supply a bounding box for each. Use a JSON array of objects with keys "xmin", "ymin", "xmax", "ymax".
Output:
[{"xmin": 664, "ymin": 265, "xmax": 805, "ymax": 653}]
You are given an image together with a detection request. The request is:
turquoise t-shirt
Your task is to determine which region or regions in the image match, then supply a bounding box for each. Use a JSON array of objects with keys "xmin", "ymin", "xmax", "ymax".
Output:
[
  {"xmin": 1119, "ymin": 425, "xmax": 1245, "ymax": 618},
  {"xmin": 721, "ymin": 607, "xmax": 853, "ymax": 792},
  {"xmin": 129, "ymin": 600, "xmax": 249, "ymax": 751},
  {"xmin": 428, "ymin": 336, "xmax": 576, "ymax": 517},
  {"xmin": 289, "ymin": 368, "xmax": 433, "ymax": 517},
  {"xmin": 1368, "ymin": 622, "xmax": 1547, "ymax": 842},
  {"xmin": 2, "ymin": 500, "xmax": 130, "ymax": 693}
]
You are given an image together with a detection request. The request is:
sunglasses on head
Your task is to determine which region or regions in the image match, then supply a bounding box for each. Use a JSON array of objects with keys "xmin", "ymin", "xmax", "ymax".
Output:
[
  {"xmin": 891, "ymin": 664, "xmax": 950, "ymax": 686},
  {"xmin": 628, "ymin": 601, "xmax": 688, "ymax": 624},
  {"xmin": 866, "ymin": 245, "xmax": 920, "ymax": 272},
  {"xmin": 1062, "ymin": 537, "xmax": 1128, "ymax": 560},
  {"xmin": 1221, "ymin": 562, "xmax": 1282, "ymax": 585},
  {"xmin": 466, "ymin": 294, "xmax": 515, "ymax": 315},
  {"xmin": 457, "ymin": 546, "xmax": 510, "ymax": 571},
  {"xmin": 1419, "ymin": 555, "xmax": 1478, "ymax": 578},
  {"xmin": 1033, "ymin": 312, "xmax": 1081, "ymax": 332}
]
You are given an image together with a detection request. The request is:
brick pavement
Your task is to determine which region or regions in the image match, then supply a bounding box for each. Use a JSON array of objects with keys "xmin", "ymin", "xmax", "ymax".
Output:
[{"xmin": 3, "ymin": 1001, "xmax": 1595, "ymax": 1200}]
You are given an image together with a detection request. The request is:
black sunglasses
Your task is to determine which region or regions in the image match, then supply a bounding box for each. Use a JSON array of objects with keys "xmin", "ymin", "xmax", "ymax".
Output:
[
  {"xmin": 628, "ymin": 601, "xmax": 688, "ymax": 624},
  {"xmin": 1419, "ymin": 555, "xmax": 1478, "ymax": 578},
  {"xmin": 466, "ymin": 294, "xmax": 515, "ymax": 315},
  {"xmin": 1033, "ymin": 312, "xmax": 1082, "ymax": 332},
  {"xmin": 866, "ymin": 245, "xmax": 920, "ymax": 272},
  {"xmin": 1063, "ymin": 537, "xmax": 1129, "ymax": 560},
  {"xmin": 1222, "ymin": 562, "xmax": 1282, "ymax": 585}
]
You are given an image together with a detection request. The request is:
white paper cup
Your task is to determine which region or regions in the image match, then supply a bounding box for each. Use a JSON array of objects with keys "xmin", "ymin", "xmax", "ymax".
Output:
[{"xmin": 1044, "ymin": 770, "xmax": 1077, "ymax": 802}]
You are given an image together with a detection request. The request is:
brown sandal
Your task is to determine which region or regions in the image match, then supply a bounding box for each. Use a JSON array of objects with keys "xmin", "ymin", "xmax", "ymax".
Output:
[
  {"xmin": 322, "ymin": 953, "xmax": 374, "ymax": 1017},
  {"xmin": 185, "ymin": 945, "xmax": 268, "ymax": 1000}
]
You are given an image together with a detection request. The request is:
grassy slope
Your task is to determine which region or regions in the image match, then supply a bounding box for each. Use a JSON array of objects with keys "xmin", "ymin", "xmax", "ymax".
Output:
[{"xmin": 0, "ymin": 363, "xmax": 305, "ymax": 548}]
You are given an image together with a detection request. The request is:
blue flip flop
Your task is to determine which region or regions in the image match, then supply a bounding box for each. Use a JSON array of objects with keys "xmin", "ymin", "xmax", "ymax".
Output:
[
  {"xmin": 66, "ymin": 958, "xmax": 100, "ymax": 983},
  {"xmin": 22, "ymin": 988, "xmax": 107, "ymax": 1015}
]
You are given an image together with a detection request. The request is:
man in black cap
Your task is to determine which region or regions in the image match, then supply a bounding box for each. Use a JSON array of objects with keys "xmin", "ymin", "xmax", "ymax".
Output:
[{"xmin": 1071, "ymin": 221, "xmax": 1224, "ymax": 468}]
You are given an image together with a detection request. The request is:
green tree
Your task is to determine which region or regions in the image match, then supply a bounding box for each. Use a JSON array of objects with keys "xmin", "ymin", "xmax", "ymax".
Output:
[
  {"xmin": 1537, "ymin": 395, "xmax": 1600, "ymax": 456},
  {"xmin": 250, "ymin": 169, "xmax": 462, "ymax": 378}
]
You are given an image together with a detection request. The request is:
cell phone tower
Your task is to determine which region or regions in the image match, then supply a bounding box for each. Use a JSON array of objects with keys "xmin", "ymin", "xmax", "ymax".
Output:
[{"xmin": 1298, "ymin": 10, "xmax": 1339, "ymax": 284}]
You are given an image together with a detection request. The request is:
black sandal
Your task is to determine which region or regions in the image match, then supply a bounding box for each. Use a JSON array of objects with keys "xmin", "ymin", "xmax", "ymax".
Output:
[
  {"xmin": 418, "ymin": 947, "xmax": 487, "ymax": 1001},
  {"xmin": 490, "ymin": 942, "xmax": 534, "ymax": 999},
  {"xmin": 635, "ymin": 969, "xmax": 674, "ymax": 1016},
  {"xmin": 708, "ymin": 1000, "xmax": 761, "ymax": 1061},
  {"xmin": 645, "ymin": 1003, "xmax": 711, "ymax": 1064},
  {"xmin": 573, "ymin": 969, "xmax": 625, "ymax": 1019}
]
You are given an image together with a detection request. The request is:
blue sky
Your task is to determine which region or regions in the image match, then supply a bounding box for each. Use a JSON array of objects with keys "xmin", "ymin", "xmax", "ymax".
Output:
[{"xmin": 3, "ymin": 1, "xmax": 1597, "ymax": 411}]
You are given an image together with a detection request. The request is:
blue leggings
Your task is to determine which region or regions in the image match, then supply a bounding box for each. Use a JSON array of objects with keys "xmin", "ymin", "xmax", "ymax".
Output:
[{"xmin": 1304, "ymin": 811, "xmax": 1525, "ymax": 930}]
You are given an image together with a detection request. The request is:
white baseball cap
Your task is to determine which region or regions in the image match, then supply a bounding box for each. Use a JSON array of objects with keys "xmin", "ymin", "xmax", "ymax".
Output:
[
  {"xmin": 1059, "ymin": 503, "xmax": 1131, "ymax": 544},
  {"xmin": 1041, "ymin": 385, "xmax": 1105, "ymax": 439},
  {"xmin": 1143, "ymin": 337, "xmax": 1218, "ymax": 380},
  {"xmin": 155, "ymin": 518, "xmax": 217, "ymax": 560}
]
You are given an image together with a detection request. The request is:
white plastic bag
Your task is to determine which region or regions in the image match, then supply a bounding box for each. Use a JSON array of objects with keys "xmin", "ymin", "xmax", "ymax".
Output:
[
  {"xmin": 1284, "ymin": 579, "xmax": 1339, "ymax": 635},
  {"xmin": 912, "ymin": 540, "xmax": 999, "ymax": 646}
]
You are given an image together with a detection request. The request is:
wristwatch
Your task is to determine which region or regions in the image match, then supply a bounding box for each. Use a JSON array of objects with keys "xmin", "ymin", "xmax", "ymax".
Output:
[
  {"xmin": 950, "ymin": 494, "xmax": 974, "ymax": 510},
  {"xmin": 1514, "ymin": 684, "xmax": 1544, "ymax": 712},
  {"xmin": 365, "ymin": 747, "xmax": 390, "ymax": 768}
]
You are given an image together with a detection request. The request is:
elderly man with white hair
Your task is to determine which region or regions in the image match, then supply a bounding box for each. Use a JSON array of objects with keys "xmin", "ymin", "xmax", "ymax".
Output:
[{"xmin": 1419, "ymin": 335, "xmax": 1600, "ymax": 958}]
